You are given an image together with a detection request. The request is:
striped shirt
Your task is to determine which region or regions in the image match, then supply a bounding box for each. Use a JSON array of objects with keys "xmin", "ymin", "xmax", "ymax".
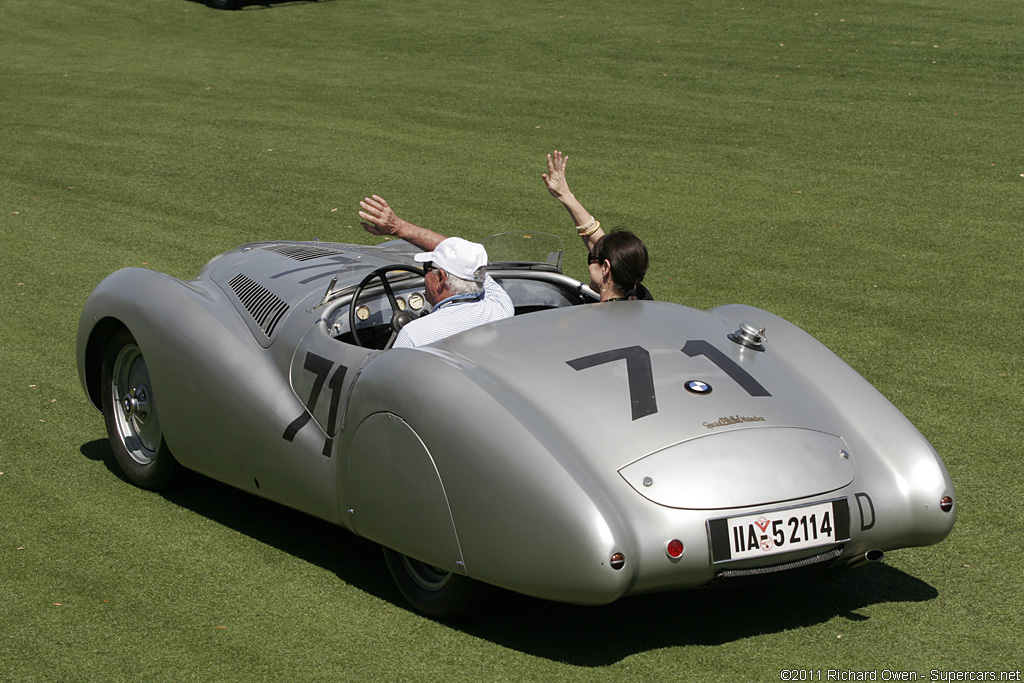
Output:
[{"xmin": 392, "ymin": 275, "xmax": 514, "ymax": 349}]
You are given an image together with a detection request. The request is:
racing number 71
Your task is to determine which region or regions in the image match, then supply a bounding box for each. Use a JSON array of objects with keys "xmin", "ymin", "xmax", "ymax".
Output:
[
  {"xmin": 282, "ymin": 351, "xmax": 347, "ymax": 456},
  {"xmin": 566, "ymin": 341, "xmax": 770, "ymax": 421}
]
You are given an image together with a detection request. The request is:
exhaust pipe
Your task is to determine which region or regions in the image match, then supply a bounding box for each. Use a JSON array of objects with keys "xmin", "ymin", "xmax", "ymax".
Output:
[{"xmin": 845, "ymin": 549, "xmax": 885, "ymax": 569}]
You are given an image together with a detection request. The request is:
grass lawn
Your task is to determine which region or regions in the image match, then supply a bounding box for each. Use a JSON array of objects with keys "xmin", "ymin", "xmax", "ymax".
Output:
[{"xmin": 1, "ymin": 0, "xmax": 1021, "ymax": 680}]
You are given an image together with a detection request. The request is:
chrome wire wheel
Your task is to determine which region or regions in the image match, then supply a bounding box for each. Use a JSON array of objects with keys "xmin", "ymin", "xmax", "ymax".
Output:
[
  {"xmin": 100, "ymin": 328, "xmax": 181, "ymax": 490},
  {"xmin": 110, "ymin": 343, "xmax": 162, "ymax": 466}
]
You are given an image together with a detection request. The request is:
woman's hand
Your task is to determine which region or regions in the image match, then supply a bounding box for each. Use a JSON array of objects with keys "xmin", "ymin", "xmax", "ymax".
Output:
[
  {"xmin": 542, "ymin": 150, "xmax": 597, "ymax": 238},
  {"xmin": 542, "ymin": 150, "xmax": 572, "ymax": 201}
]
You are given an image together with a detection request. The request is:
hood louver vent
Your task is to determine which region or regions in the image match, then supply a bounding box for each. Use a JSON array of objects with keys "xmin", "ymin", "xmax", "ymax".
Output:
[
  {"xmin": 258, "ymin": 244, "xmax": 344, "ymax": 261},
  {"xmin": 228, "ymin": 273, "xmax": 289, "ymax": 338}
]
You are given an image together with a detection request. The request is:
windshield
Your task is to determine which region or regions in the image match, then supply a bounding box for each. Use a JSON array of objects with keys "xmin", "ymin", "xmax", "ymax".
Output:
[
  {"xmin": 482, "ymin": 232, "xmax": 563, "ymax": 271},
  {"xmin": 318, "ymin": 232, "xmax": 565, "ymax": 307}
]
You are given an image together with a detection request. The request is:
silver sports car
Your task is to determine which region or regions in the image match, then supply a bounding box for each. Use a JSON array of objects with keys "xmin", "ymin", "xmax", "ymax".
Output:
[{"xmin": 76, "ymin": 233, "xmax": 956, "ymax": 618}]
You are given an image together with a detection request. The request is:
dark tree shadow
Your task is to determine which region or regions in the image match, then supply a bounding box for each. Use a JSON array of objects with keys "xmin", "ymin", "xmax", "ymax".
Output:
[
  {"xmin": 81, "ymin": 439, "xmax": 941, "ymax": 666},
  {"xmin": 185, "ymin": 0, "xmax": 337, "ymax": 10}
]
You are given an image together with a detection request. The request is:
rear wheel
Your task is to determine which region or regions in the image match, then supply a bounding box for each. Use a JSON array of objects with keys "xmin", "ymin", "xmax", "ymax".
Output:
[
  {"xmin": 208, "ymin": 0, "xmax": 242, "ymax": 9},
  {"xmin": 382, "ymin": 548, "xmax": 478, "ymax": 619},
  {"xmin": 100, "ymin": 329, "xmax": 181, "ymax": 490}
]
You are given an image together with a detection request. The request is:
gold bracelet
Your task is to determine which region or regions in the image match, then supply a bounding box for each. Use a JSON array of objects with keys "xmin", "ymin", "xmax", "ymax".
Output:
[{"xmin": 576, "ymin": 219, "xmax": 600, "ymax": 236}]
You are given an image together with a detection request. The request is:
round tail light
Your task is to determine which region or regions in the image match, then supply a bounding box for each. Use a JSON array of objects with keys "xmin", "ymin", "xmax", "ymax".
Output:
[
  {"xmin": 610, "ymin": 553, "xmax": 626, "ymax": 570},
  {"xmin": 940, "ymin": 496, "xmax": 954, "ymax": 512},
  {"xmin": 666, "ymin": 539, "xmax": 684, "ymax": 559}
]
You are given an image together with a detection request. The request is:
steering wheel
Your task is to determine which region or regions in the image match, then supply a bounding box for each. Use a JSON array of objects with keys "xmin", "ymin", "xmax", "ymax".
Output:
[{"xmin": 348, "ymin": 265, "xmax": 426, "ymax": 349}]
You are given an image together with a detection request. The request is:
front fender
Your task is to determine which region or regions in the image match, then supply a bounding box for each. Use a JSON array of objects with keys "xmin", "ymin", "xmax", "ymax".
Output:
[
  {"xmin": 78, "ymin": 267, "xmax": 273, "ymax": 474},
  {"xmin": 77, "ymin": 268, "xmax": 342, "ymax": 523},
  {"xmin": 78, "ymin": 268, "xmax": 212, "ymax": 411}
]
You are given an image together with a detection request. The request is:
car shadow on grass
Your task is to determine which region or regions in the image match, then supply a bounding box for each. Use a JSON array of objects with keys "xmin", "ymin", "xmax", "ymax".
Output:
[
  {"xmin": 460, "ymin": 563, "xmax": 937, "ymax": 665},
  {"xmin": 81, "ymin": 438, "xmax": 941, "ymax": 666},
  {"xmin": 81, "ymin": 438, "xmax": 396, "ymax": 600}
]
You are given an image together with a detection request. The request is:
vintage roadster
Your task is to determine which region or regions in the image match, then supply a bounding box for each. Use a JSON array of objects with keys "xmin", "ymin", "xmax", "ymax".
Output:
[{"xmin": 76, "ymin": 233, "xmax": 955, "ymax": 618}]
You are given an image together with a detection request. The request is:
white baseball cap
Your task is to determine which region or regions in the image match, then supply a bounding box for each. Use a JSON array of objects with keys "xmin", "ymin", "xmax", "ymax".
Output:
[{"xmin": 414, "ymin": 237, "xmax": 488, "ymax": 282}]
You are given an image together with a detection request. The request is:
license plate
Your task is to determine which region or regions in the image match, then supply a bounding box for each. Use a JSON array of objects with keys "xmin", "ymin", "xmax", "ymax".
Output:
[{"xmin": 707, "ymin": 499, "xmax": 850, "ymax": 563}]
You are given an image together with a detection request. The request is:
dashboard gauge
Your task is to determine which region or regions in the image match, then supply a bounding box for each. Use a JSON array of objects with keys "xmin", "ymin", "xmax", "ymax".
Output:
[
  {"xmin": 408, "ymin": 293, "xmax": 425, "ymax": 310},
  {"xmin": 395, "ymin": 297, "xmax": 407, "ymax": 311},
  {"xmin": 355, "ymin": 305, "xmax": 370, "ymax": 321}
]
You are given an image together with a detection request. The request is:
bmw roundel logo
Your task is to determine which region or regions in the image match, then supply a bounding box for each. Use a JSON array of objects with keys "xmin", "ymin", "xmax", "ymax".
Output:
[{"xmin": 685, "ymin": 380, "xmax": 712, "ymax": 395}]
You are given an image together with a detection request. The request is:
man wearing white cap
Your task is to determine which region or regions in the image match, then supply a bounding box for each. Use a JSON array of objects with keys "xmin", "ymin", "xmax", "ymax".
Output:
[{"xmin": 358, "ymin": 195, "xmax": 514, "ymax": 349}]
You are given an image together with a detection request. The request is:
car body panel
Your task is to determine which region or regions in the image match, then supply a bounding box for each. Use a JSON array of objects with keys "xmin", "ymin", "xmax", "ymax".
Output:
[
  {"xmin": 78, "ymin": 238, "xmax": 955, "ymax": 607},
  {"xmin": 619, "ymin": 427, "xmax": 857, "ymax": 509},
  {"xmin": 347, "ymin": 412, "xmax": 466, "ymax": 574}
]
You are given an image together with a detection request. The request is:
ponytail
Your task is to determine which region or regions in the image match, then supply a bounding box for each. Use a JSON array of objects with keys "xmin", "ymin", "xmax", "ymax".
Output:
[{"xmin": 592, "ymin": 229, "xmax": 649, "ymax": 300}]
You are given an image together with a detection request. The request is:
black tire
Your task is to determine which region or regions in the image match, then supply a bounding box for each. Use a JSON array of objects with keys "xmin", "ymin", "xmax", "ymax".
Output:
[
  {"xmin": 100, "ymin": 328, "xmax": 181, "ymax": 490},
  {"xmin": 382, "ymin": 548, "xmax": 478, "ymax": 619},
  {"xmin": 208, "ymin": 0, "xmax": 242, "ymax": 9}
]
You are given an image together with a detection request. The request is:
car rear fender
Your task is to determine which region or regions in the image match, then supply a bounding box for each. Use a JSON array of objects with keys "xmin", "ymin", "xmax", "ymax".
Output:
[
  {"xmin": 710, "ymin": 304, "xmax": 956, "ymax": 546},
  {"xmin": 341, "ymin": 347, "xmax": 637, "ymax": 605},
  {"xmin": 346, "ymin": 412, "xmax": 466, "ymax": 576}
]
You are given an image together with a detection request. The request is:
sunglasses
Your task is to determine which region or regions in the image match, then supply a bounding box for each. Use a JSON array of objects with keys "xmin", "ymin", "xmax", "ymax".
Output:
[{"xmin": 588, "ymin": 253, "xmax": 604, "ymax": 265}]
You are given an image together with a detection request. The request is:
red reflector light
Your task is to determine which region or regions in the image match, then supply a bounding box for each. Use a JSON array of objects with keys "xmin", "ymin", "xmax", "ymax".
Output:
[
  {"xmin": 940, "ymin": 496, "xmax": 954, "ymax": 512},
  {"xmin": 610, "ymin": 553, "xmax": 626, "ymax": 570},
  {"xmin": 666, "ymin": 539, "xmax": 684, "ymax": 559}
]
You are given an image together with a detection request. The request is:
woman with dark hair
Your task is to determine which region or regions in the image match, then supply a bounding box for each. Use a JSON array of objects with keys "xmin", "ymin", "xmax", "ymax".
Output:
[{"xmin": 542, "ymin": 150, "xmax": 653, "ymax": 302}]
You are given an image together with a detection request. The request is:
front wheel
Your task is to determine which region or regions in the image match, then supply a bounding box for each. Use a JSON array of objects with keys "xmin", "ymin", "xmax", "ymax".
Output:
[
  {"xmin": 207, "ymin": 0, "xmax": 242, "ymax": 9},
  {"xmin": 382, "ymin": 548, "xmax": 478, "ymax": 619},
  {"xmin": 100, "ymin": 328, "xmax": 181, "ymax": 490}
]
